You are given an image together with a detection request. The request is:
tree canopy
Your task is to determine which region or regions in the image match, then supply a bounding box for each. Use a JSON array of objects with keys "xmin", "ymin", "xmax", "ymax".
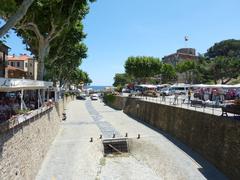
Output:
[
  {"xmin": 113, "ymin": 73, "xmax": 132, "ymax": 87},
  {"xmin": 125, "ymin": 56, "xmax": 161, "ymax": 80},
  {"xmin": 0, "ymin": 0, "xmax": 34, "ymax": 37},
  {"xmin": 205, "ymin": 39, "xmax": 240, "ymax": 58},
  {"xmin": 160, "ymin": 63, "xmax": 176, "ymax": 83},
  {"xmin": 13, "ymin": 0, "xmax": 94, "ymax": 80},
  {"xmin": 44, "ymin": 24, "xmax": 88, "ymax": 86},
  {"xmin": 176, "ymin": 60, "xmax": 196, "ymax": 83},
  {"xmin": 205, "ymin": 56, "xmax": 240, "ymax": 84}
]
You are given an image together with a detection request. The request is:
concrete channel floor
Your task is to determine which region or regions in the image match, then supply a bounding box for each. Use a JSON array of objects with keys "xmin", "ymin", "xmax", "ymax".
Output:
[{"xmin": 36, "ymin": 99, "xmax": 227, "ymax": 180}]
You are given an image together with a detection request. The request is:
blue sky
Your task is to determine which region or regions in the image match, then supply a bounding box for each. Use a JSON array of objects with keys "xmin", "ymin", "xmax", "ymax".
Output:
[{"xmin": 2, "ymin": 0, "xmax": 240, "ymax": 85}]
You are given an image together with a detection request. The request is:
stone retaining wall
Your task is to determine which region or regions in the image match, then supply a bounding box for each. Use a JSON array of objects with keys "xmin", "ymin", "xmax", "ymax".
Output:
[
  {"xmin": 107, "ymin": 95, "xmax": 127, "ymax": 110},
  {"xmin": 108, "ymin": 96, "xmax": 240, "ymax": 179},
  {"xmin": 0, "ymin": 96, "xmax": 75, "ymax": 180}
]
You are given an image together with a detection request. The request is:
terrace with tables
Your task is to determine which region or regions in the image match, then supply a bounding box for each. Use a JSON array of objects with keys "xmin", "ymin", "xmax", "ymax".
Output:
[{"xmin": 0, "ymin": 78, "xmax": 56, "ymax": 125}]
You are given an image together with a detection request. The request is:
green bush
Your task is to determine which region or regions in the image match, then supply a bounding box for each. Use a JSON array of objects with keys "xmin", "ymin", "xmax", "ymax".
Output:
[
  {"xmin": 64, "ymin": 92, "xmax": 70, "ymax": 97},
  {"xmin": 16, "ymin": 109, "xmax": 29, "ymax": 115},
  {"xmin": 103, "ymin": 93, "xmax": 116, "ymax": 104}
]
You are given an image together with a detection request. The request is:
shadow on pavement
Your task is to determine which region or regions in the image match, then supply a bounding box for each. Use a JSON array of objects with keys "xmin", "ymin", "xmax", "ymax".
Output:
[{"xmin": 128, "ymin": 115, "xmax": 227, "ymax": 180}]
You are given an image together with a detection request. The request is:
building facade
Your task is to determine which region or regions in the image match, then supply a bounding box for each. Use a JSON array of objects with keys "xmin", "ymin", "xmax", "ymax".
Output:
[
  {"xmin": 162, "ymin": 48, "xmax": 198, "ymax": 83},
  {"xmin": 0, "ymin": 43, "xmax": 9, "ymax": 78},
  {"xmin": 162, "ymin": 48, "xmax": 198, "ymax": 66},
  {"xmin": 7, "ymin": 54, "xmax": 38, "ymax": 80}
]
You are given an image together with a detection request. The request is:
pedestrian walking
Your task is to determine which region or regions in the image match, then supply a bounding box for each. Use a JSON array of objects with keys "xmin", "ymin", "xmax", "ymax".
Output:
[
  {"xmin": 188, "ymin": 89, "xmax": 191, "ymax": 104},
  {"xmin": 173, "ymin": 93, "xmax": 179, "ymax": 105},
  {"xmin": 162, "ymin": 93, "xmax": 166, "ymax": 102}
]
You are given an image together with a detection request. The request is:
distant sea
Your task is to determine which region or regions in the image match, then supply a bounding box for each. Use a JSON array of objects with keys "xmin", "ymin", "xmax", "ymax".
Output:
[{"xmin": 85, "ymin": 86, "xmax": 112, "ymax": 91}]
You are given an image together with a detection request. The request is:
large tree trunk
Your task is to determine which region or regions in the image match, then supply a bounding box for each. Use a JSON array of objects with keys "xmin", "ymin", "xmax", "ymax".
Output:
[
  {"xmin": 37, "ymin": 42, "xmax": 49, "ymax": 80},
  {"xmin": 0, "ymin": 0, "xmax": 34, "ymax": 37}
]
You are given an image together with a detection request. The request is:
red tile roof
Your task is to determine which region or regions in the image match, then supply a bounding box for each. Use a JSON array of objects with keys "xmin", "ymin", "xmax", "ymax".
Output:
[{"xmin": 7, "ymin": 54, "xmax": 32, "ymax": 61}]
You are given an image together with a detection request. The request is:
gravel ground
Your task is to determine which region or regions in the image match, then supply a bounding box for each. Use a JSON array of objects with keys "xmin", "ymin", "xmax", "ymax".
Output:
[{"xmin": 36, "ymin": 99, "xmax": 227, "ymax": 180}]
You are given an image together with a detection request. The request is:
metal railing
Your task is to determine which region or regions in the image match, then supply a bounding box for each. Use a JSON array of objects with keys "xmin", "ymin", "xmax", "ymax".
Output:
[{"xmin": 132, "ymin": 95, "xmax": 235, "ymax": 117}]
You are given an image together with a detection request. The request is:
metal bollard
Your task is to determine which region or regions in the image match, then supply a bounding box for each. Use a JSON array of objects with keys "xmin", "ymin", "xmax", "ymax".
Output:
[
  {"xmin": 125, "ymin": 133, "xmax": 128, "ymax": 137},
  {"xmin": 137, "ymin": 134, "xmax": 140, "ymax": 139},
  {"xmin": 62, "ymin": 113, "xmax": 66, "ymax": 121},
  {"xmin": 90, "ymin": 137, "xmax": 93, "ymax": 142},
  {"xmin": 99, "ymin": 134, "xmax": 102, "ymax": 139},
  {"xmin": 112, "ymin": 133, "xmax": 115, "ymax": 138}
]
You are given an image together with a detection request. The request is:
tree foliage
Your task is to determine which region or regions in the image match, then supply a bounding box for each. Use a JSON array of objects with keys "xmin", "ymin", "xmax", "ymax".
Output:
[
  {"xmin": 176, "ymin": 60, "xmax": 196, "ymax": 83},
  {"xmin": 205, "ymin": 56, "xmax": 240, "ymax": 84},
  {"xmin": 205, "ymin": 39, "xmax": 240, "ymax": 58},
  {"xmin": 160, "ymin": 63, "xmax": 176, "ymax": 83},
  {"xmin": 14, "ymin": 0, "xmax": 94, "ymax": 79},
  {"xmin": 0, "ymin": 0, "xmax": 34, "ymax": 37},
  {"xmin": 113, "ymin": 73, "xmax": 132, "ymax": 87},
  {"xmin": 204, "ymin": 39, "xmax": 240, "ymax": 84},
  {"xmin": 44, "ymin": 21, "xmax": 88, "ymax": 86},
  {"xmin": 125, "ymin": 56, "xmax": 161, "ymax": 80}
]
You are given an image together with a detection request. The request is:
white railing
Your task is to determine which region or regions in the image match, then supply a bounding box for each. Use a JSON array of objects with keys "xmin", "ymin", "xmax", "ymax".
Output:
[{"xmin": 131, "ymin": 95, "xmax": 237, "ymax": 117}]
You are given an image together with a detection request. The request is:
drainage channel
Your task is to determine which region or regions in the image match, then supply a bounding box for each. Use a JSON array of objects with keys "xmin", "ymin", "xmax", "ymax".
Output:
[
  {"xmin": 85, "ymin": 100, "xmax": 128, "ymax": 154},
  {"xmin": 85, "ymin": 100, "xmax": 121, "ymax": 138}
]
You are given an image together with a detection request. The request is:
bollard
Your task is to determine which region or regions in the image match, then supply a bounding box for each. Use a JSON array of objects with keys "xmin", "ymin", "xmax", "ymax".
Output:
[
  {"xmin": 125, "ymin": 133, "xmax": 128, "ymax": 137},
  {"xmin": 137, "ymin": 134, "xmax": 140, "ymax": 139},
  {"xmin": 90, "ymin": 137, "xmax": 93, "ymax": 142},
  {"xmin": 112, "ymin": 133, "xmax": 115, "ymax": 138},
  {"xmin": 99, "ymin": 134, "xmax": 102, "ymax": 139},
  {"xmin": 62, "ymin": 113, "xmax": 66, "ymax": 121}
]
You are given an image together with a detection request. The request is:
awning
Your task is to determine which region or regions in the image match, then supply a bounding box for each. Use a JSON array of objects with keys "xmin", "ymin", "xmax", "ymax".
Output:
[
  {"xmin": 138, "ymin": 84, "xmax": 157, "ymax": 88},
  {"xmin": 191, "ymin": 84, "xmax": 240, "ymax": 88},
  {"xmin": 0, "ymin": 77, "xmax": 53, "ymax": 92}
]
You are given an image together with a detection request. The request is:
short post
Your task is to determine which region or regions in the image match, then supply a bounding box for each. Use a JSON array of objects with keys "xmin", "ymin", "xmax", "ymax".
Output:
[
  {"xmin": 20, "ymin": 89, "xmax": 24, "ymax": 110},
  {"xmin": 137, "ymin": 134, "xmax": 140, "ymax": 139}
]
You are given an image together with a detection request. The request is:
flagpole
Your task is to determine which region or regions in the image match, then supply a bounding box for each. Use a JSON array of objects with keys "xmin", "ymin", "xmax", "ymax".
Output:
[{"xmin": 184, "ymin": 36, "xmax": 189, "ymax": 48}]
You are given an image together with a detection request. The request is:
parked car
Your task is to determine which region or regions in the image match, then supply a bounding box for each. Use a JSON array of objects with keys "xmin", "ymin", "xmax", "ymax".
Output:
[
  {"xmin": 160, "ymin": 88, "xmax": 174, "ymax": 96},
  {"xmin": 143, "ymin": 90, "xmax": 158, "ymax": 97},
  {"xmin": 76, "ymin": 93, "xmax": 87, "ymax": 100},
  {"xmin": 171, "ymin": 86, "xmax": 189, "ymax": 95},
  {"xmin": 91, "ymin": 94, "xmax": 98, "ymax": 100},
  {"xmin": 122, "ymin": 88, "xmax": 131, "ymax": 93}
]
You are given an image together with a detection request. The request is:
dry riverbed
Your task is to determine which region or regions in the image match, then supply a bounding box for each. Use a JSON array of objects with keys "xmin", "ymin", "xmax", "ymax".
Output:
[{"xmin": 36, "ymin": 99, "xmax": 226, "ymax": 180}]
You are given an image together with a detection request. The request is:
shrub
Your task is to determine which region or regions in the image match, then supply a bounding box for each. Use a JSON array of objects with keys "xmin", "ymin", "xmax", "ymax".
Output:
[{"xmin": 103, "ymin": 93, "xmax": 116, "ymax": 104}]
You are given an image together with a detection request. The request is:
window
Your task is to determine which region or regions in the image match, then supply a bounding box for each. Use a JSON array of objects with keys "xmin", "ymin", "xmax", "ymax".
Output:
[
  {"xmin": 25, "ymin": 62, "xmax": 28, "ymax": 67},
  {"xmin": 17, "ymin": 62, "xmax": 20, "ymax": 67},
  {"xmin": 11, "ymin": 62, "xmax": 14, "ymax": 66},
  {"xmin": 29, "ymin": 63, "xmax": 32, "ymax": 67}
]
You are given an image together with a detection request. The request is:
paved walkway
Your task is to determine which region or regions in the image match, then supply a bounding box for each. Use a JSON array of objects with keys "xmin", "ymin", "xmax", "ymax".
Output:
[
  {"xmin": 85, "ymin": 100, "xmax": 121, "ymax": 138},
  {"xmin": 36, "ymin": 99, "xmax": 227, "ymax": 180}
]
